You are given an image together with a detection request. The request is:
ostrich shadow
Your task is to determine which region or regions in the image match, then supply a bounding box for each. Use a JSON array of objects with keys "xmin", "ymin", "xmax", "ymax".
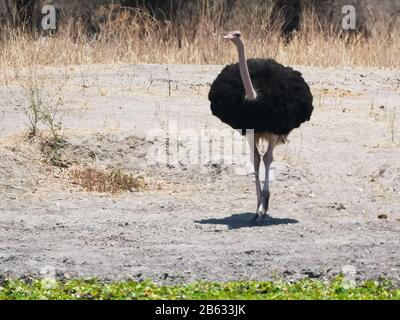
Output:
[{"xmin": 195, "ymin": 213, "xmax": 298, "ymax": 230}]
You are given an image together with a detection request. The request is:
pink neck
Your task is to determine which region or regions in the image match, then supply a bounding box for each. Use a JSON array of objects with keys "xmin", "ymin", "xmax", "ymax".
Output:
[{"xmin": 236, "ymin": 40, "xmax": 256, "ymax": 100}]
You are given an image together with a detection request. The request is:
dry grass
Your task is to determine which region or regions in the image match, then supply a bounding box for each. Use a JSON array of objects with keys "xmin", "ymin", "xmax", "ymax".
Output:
[
  {"xmin": 70, "ymin": 166, "xmax": 148, "ymax": 194},
  {"xmin": 312, "ymin": 87, "xmax": 361, "ymax": 98},
  {"xmin": 0, "ymin": 3, "xmax": 399, "ymax": 69}
]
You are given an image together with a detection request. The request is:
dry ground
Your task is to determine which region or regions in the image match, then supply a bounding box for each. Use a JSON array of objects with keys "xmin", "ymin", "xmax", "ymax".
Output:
[{"xmin": 0, "ymin": 64, "xmax": 400, "ymax": 283}]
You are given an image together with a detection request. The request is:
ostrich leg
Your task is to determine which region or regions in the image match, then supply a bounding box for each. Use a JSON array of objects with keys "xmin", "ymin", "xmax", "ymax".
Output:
[
  {"xmin": 249, "ymin": 137, "xmax": 262, "ymax": 220},
  {"xmin": 253, "ymin": 147, "xmax": 262, "ymax": 218},
  {"xmin": 257, "ymin": 143, "xmax": 274, "ymax": 218}
]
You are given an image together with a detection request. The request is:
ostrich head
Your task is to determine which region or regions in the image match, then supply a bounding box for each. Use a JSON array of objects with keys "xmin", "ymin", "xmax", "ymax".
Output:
[
  {"xmin": 223, "ymin": 30, "xmax": 257, "ymax": 100},
  {"xmin": 223, "ymin": 31, "xmax": 243, "ymax": 45}
]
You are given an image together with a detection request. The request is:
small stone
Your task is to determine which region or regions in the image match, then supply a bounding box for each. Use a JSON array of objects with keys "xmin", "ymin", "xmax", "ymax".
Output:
[
  {"xmin": 378, "ymin": 214, "xmax": 388, "ymax": 220},
  {"xmin": 336, "ymin": 203, "xmax": 346, "ymax": 211}
]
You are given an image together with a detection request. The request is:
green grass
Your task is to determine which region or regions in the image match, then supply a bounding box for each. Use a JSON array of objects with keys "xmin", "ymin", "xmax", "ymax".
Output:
[{"xmin": 1, "ymin": 277, "xmax": 400, "ymax": 300}]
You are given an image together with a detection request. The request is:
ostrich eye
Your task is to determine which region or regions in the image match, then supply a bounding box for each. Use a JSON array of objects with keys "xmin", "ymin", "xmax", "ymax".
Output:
[{"xmin": 234, "ymin": 33, "xmax": 241, "ymax": 38}]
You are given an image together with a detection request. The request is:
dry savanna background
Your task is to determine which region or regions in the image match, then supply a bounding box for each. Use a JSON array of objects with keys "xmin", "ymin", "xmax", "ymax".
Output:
[{"xmin": 0, "ymin": 0, "xmax": 400, "ymax": 294}]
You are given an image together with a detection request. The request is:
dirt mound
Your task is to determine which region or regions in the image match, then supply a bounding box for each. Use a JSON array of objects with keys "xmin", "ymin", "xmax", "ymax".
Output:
[{"xmin": 0, "ymin": 142, "xmax": 44, "ymax": 198}]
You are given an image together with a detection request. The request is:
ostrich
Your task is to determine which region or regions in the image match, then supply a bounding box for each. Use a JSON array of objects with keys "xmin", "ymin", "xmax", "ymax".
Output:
[{"xmin": 209, "ymin": 31, "xmax": 313, "ymax": 220}]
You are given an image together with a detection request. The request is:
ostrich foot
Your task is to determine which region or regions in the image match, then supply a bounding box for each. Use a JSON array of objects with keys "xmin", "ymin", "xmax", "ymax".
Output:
[
  {"xmin": 253, "ymin": 192, "xmax": 270, "ymax": 221},
  {"xmin": 252, "ymin": 212, "xmax": 269, "ymax": 222},
  {"xmin": 263, "ymin": 192, "xmax": 270, "ymax": 215},
  {"xmin": 252, "ymin": 205, "xmax": 263, "ymax": 221}
]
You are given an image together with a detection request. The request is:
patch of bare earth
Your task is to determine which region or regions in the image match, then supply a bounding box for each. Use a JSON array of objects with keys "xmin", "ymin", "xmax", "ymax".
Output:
[{"xmin": 0, "ymin": 64, "xmax": 399, "ymax": 283}]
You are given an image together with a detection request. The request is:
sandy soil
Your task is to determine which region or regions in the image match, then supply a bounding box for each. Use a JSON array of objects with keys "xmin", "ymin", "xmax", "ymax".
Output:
[{"xmin": 0, "ymin": 64, "xmax": 400, "ymax": 283}]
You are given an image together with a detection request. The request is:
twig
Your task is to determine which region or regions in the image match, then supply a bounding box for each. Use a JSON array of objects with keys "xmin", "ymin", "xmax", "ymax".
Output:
[
  {"xmin": 1, "ymin": 184, "xmax": 25, "ymax": 191},
  {"xmin": 166, "ymin": 66, "xmax": 171, "ymax": 97},
  {"xmin": 146, "ymin": 74, "xmax": 154, "ymax": 91}
]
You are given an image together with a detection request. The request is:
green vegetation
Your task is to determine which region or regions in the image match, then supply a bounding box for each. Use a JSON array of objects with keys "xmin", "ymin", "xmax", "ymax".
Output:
[{"xmin": 0, "ymin": 277, "xmax": 399, "ymax": 300}]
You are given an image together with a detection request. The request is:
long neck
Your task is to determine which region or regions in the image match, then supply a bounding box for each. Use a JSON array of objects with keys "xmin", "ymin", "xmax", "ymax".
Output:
[{"xmin": 236, "ymin": 40, "xmax": 256, "ymax": 100}]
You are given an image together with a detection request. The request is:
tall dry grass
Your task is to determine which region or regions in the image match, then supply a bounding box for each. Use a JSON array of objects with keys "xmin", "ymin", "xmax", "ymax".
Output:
[{"xmin": 0, "ymin": 3, "xmax": 399, "ymax": 68}]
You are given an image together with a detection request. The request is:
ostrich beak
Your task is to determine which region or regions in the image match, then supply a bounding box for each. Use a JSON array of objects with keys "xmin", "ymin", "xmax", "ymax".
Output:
[{"xmin": 223, "ymin": 34, "xmax": 232, "ymax": 39}]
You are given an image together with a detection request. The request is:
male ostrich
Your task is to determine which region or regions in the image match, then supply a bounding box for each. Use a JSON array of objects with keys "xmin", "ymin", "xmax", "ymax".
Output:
[{"xmin": 209, "ymin": 31, "xmax": 313, "ymax": 220}]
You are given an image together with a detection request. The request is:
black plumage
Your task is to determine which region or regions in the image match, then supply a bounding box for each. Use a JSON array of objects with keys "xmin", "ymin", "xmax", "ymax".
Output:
[{"xmin": 209, "ymin": 58, "xmax": 313, "ymax": 135}]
